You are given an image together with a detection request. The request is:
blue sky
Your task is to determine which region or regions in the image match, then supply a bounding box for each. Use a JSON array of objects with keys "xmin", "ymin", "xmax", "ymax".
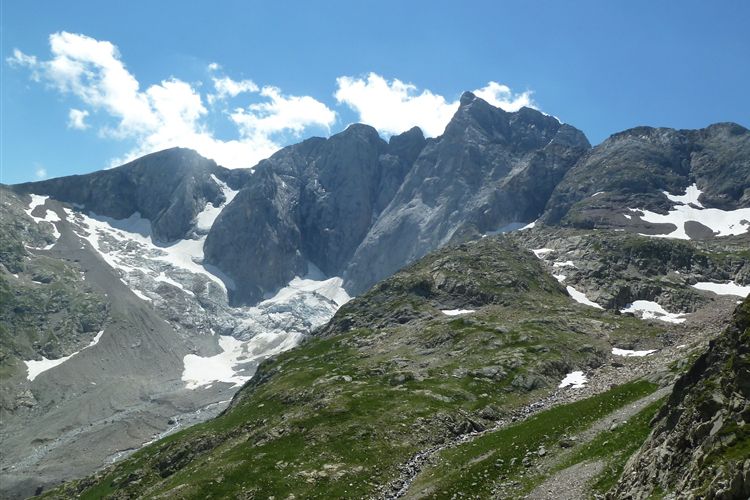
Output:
[{"xmin": 2, "ymin": 0, "xmax": 749, "ymax": 184}]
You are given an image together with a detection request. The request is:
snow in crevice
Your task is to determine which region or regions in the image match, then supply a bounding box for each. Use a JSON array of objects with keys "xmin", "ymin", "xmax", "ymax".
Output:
[
  {"xmin": 566, "ymin": 286, "xmax": 603, "ymax": 309},
  {"xmin": 483, "ymin": 221, "xmax": 528, "ymax": 237},
  {"xmin": 559, "ymin": 371, "xmax": 587, "ymax": 389},
  {"xmin": 194, "ymin": 175, "xmax": 239, "ymax": 232},
  {"xmin": 620, "ymin": 300, "xmax": 687, "ymax": 324},
  {"xmin": 25, "ymin": 194, "xmax": 61, "ymax": 249},
  {"xmin": 25, "ymin": 330, "xmax": 105, "ymax": 381},
  {"xmin": 553, "ymin": 261, "xmax": 576, "ymax": 268},
  {"xmin": 628, "ymin": 183, "xmax": 750, "ymax": 239},
  {"xmin": 532, "ymin": 248, "xmax": 553, "ymax": 258},
  {"xmin": 692, "ymin": 281, "xmax": 750, "ymax": 298}
]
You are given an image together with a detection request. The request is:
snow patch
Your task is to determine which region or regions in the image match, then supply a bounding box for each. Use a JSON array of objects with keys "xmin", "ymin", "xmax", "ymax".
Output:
[
  {"xmin": 442, "ymin": 309, "xmax": 476, "ymax": 316},
  {"xmin": 532, "ymin": 248, "xmax": 553, "ymax": 258},
  {"xmin": 559, "ymin": 371, "xmax": 587, "ymax": 389},
  {"xmin": 620, "ymin": 300, "xmax": 687, "ymax": 324},
  {"xmin": 25, "ymin": 330, "xmax": 105, "ymax": 381},
  {"xmin": 612, "ymin": 347, "xmax": 657, "ymax": 357},
  {"xmin": 692, "ymin": 281, "xmax": 750, "ymax": 298},
  {"xmin": 629, "ymin": 184, "xmax": 750, "ymax": 239},
  {"xmin": 553, "ymin": 274, "xmax": 566, "ymax": 283},
  {"xmin": 566, "ymin": 286, "xmax": 603, "ymax": 309},
  {"xmin": 25, "ymin": 194, "xmax": 61, "ymax": 249}
]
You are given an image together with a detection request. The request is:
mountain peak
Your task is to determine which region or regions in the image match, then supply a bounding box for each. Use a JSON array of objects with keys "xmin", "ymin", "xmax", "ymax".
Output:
[{"xmin": 459, "ymin": 91, "xmax": 477, "ymax": 106}]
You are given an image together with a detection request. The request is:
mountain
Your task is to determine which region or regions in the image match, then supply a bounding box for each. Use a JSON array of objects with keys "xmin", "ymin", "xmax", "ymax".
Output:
[
  {"xmin": 14, "ymin": 148, "xmax": 251, "ymax": 241},
  {"xmin": 1, "ymin": 94, "xmax": 749, "ymax": 498},
  {"xmin": 542, "ymin": 122, "xmax": 750, "ymax": 238},
  {"xmin": 38, "ymin": 236, "xmax": 664, "ymax": 498},
  {"xmin": 203, "ymin": 124, "xmax": 425, "ymax": 305},
  {"xmin": 343, "ymin": 92, "xmax": 590, "ymax": 294},
  {"xmin": 41, "ymin": 231, "xmax": 748, "ymax": 499},
  {"xmin": 204, "ymin": 93, "xmax": 590, "ymax": 305}
]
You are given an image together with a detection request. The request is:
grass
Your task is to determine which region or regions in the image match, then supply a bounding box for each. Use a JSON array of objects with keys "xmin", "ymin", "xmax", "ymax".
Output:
[
  {"xmin": 405, "ymin": 380, "xmax": 659, "ymax": 498},
  {"xmin": 558, "ymin": 397, "xmax": 665, "ymax": 495}
]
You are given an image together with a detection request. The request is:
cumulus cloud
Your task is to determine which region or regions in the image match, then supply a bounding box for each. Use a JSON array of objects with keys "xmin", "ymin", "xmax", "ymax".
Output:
[
  {"xmin": 67, "ymin": 108, "xmax": 90, "ymax": 129},
  {"xmin": 334, "ymin": 73, "xmax": 457, "ymax": 137},
  {"xmin": 208, "ymin": 76, "xmax": 259, "ymax": 104},
  {"xmin": 9, "ymin": 32, "xmax": 337, "ymax": 169},
  {"xmin": 231, "ymin": 86, "xmax": 336, "ymax": 137},
  {"xmin": 334, "ymin": 73, "xmax": 536, "ymax": 137},
  {"xmin": 473, "ymin": 81, "xmax": 534, "ymax": 112},
  {"xmin": 9, "ymin": 33, "xmax": 540, "ymax": 170}
]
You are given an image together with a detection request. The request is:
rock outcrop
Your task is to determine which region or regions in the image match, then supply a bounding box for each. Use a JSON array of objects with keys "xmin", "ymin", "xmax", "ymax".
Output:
[
  {"xmin": 542, "ymin": 123, "xmax": 750, "ymax": 231},
  {"xmin": 204, "ymin": 125, "xmax": 424, "ymax": 305},
  {"xmin": 13, "ymin": 147, "xmax": 250, "ymax": 241},
  {"xmin": 611, "ymin": 296, "xmax": 750, "ymax": 499},
  {"xmin": 205, "ymin": 94, "xmax": 590, "ymax": 304}
]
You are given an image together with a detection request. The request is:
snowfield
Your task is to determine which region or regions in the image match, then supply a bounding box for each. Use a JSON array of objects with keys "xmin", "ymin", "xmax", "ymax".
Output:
[
  {"xmin": 629, "ymin": 183, "xmax": 750, "ymax": 239},
  {"xmin": 620, "ymin": 300, "xmax": 687, "ymax": 324},
  {"xmin": 612, "ymin": 347, "xmax": 657, "ymax": 357},
  {"xmin": 441, "ymin": 309, "xmax": 476, "ymax": 316},
  {"xmin": 25, "ymin": 330, "xmax": 105, "ymax": 381},
  {"xmin": 194, "ymin": 175, "xmax": 239, "ymax": 231},
  {"xmin": 692, "ymin": 281, "xmax": 750, "ymax": 298},
  {"xmin": 566, "ymin": 286, "xmax": 603, "ymax": 309},
  {"xmin": 182, "ymin": 269, "xmax": 350, "ymax": 389}
]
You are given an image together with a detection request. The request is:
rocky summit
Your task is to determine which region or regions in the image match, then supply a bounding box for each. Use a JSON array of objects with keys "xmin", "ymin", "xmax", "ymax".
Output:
[{"xmin": 1, "ymin": 94, "xmax": 750, "ymax": 499}]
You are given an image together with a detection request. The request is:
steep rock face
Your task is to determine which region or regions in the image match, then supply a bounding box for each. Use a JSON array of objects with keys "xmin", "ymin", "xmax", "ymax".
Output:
[
  {"xmin": 342, "ymin": 93, "xmax": 590, "ymax": 294},
  {"xmin": 611, "ymin": 296, "xmax": 750, "ymax": 499},
  {"xmin": 13, "ymin": 148, "xmax": 251, "ymax": 241},
  {"xmin": 204, "ymin": 125, "xmax": 425, "ymax": 305},
  {"xmin": 542, "ymin": 123, "xmax": 750, "ymax": 230}
]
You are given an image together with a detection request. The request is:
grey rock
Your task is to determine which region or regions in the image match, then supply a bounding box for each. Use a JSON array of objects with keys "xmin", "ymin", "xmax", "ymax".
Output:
[{"xmin": 14, "ymin": 148, "xmax": 250, "ymax": 241}]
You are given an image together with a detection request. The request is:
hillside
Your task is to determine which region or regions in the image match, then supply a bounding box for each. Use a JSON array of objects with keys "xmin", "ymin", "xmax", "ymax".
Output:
[{"xmin": 39, "ymin": 235, "xmax": 741, "ymax": 499}]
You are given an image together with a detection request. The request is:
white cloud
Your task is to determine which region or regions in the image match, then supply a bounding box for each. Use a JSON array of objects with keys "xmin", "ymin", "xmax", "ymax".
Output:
[
  {"xmin": 473, "ymin": 81, "xmax": 534, "ymax": 112},
  {"xmin": 9, "ymin": 32, "xmax": 337, "ymax": 169},
  {"xmin": 10, "ymin": 33, "xmax": 541, "ymax": 172},
  {"xmin": 35, "ymin": 166, "xmax": 47, "ymax": 179},
  {"xmin": 334, "ymin": 73, "xmax": 537, "ymax": 137},
  {"xmin": 231, "ymin": 86, "xmax": 336, "ymax": 137},
  {"xmin": 334, "ymin": 73, "xmax": 457, "ymax": 137},
  {"xmin": 68, "ymin": 108, "xmax": 90, "ymax": 129},
  {"xmin": 208, "ymin": 76, "xmax": 259, "ymax": 104}
]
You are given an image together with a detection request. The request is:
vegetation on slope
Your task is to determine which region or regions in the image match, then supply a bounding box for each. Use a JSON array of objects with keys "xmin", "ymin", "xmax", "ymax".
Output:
[{"xmin": 43, "ymin": 237, "xmax": 664, "ymax": 499}]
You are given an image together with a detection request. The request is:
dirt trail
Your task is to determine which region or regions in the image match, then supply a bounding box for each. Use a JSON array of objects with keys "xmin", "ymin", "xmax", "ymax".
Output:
[{"xmin": 524, "ymin": 385, "xmax": 671, "ymax": 500}]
